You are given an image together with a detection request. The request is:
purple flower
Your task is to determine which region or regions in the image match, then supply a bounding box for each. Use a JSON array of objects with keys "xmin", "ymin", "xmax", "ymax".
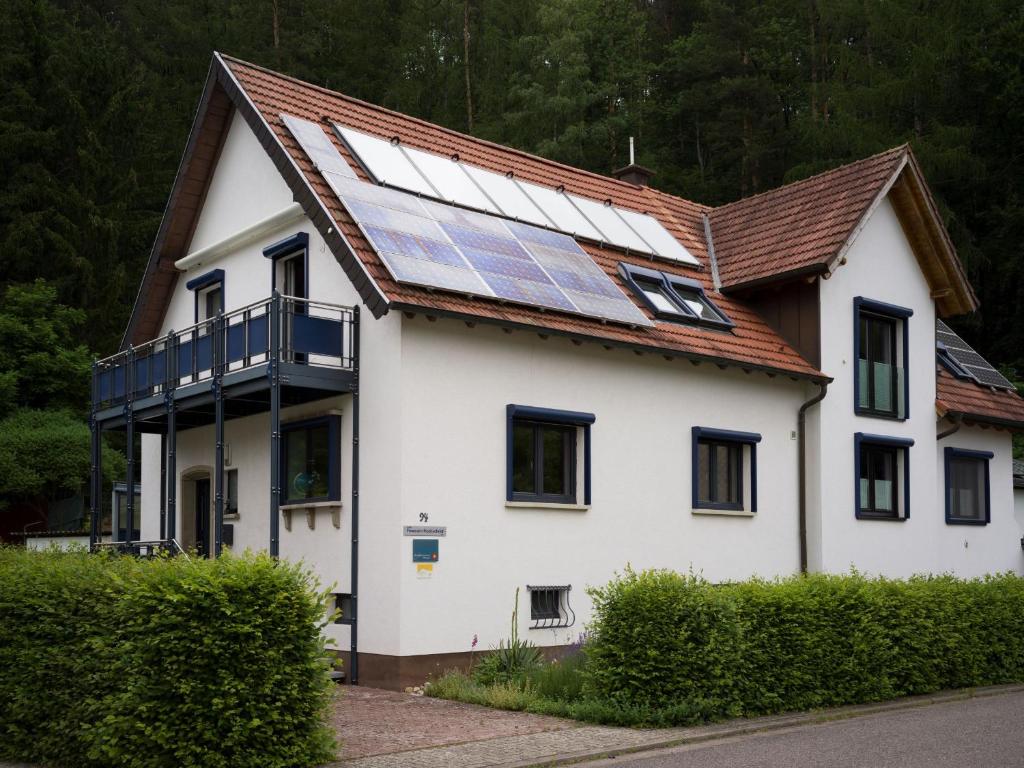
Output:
[{"xmin": 471, "ymin": 634, "xmax": 478, "ymax": 649}]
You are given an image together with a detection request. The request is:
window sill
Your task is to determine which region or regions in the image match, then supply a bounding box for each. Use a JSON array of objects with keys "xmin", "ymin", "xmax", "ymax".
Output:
[
  {"xmin": 855, "ymin": 513, "xmax": 906, "ymax": 522},
  {"xmin": 280, "ymin": 501, "xmax": 342, "ymax": 531},
  {"xmin": 223, "ymin": 513, "xmax": 240, "ymax": 521},
  {"xmin": 854, "ymin": 408, "xmax": 906, "ymax": 422},
  {"xmin": 505, "ymin": 501, "xmax": 589, "ymax": 512},
  {"xmin": 946, "ymin": 518, "xmax": 988, "ymax": 526},
  {"xmin": 691, "ymin": 508, "xmax": 755, "ymax": 518}
]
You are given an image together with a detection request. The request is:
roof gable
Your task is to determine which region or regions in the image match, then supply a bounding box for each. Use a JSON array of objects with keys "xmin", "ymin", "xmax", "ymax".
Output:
[{"xmin": 709, "ymin": 148, "xmax": 976, "ymax": 317}]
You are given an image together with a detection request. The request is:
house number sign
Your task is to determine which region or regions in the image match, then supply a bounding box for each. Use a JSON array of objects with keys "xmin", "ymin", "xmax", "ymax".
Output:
[{"xmin": 403, "ymin": 526, "xmax": 447, "ymax": 536}]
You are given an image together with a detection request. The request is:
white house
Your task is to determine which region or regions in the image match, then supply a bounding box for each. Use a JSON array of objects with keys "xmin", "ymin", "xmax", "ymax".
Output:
[{"xmin": 89, "ymin": 53, "xmax": 1024, "ymax": 689}]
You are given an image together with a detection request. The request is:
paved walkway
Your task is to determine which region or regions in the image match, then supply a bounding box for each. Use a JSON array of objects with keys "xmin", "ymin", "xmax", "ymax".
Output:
[{"xmin": 329, "ymin": 684, "xmax": 1024, "ymax": 768}]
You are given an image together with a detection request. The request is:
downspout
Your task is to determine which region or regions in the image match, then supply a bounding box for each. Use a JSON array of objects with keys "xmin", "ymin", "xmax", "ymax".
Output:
[
  {"xmin": 936, "ymin": 413, "xmax": 961, "ymax": 441},
  {"xmin": 350, "ymin": 306, "xmax": 361, "ymax": 685},
  {"xmin": 798, "ymin": 382, "xmax": 829, "ymax": 575}
]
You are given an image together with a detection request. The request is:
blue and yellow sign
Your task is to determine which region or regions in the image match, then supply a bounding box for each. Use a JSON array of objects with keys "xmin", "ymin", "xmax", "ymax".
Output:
[{"xmin": 412, "ymin": 538, "xmax": 439, "ymax": 563}]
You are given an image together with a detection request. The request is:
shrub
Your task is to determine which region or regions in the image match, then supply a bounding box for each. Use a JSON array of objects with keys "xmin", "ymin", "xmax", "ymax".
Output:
[
  {"xmin": 472, "ymin": 588, "xmax": 543, "ymax": 686},
  {"xmin": 526, "ymin": 651, "xmax": 586, "ymax": 702},
  {"xmin": 0, "ymin": 547, "xmax": 336, "ymax": 768},
  {"xmin": 586, "ymin": 568, "xmax": 1024, "ymax": 720}
]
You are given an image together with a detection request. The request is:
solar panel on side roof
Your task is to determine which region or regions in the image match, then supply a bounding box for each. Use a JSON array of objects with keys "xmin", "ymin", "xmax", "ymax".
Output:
[
  {"xmin": 461, "ymin": 165, "xmax": 554, "ymax": 227},
  {"xmin": 935, "ymin": 320, "xmax": 1015, "ymax": 390},
  {"xmin": 567, "ymin": 195, "xmax": 653, "ymax": 254},
  {"xmin": 334, "ymin": 125, "xmax": 439, "ymax": 197},
  {"xmin": 403, "ymin": 146, "xmax": 502, "ymax": 213},
  {"xmin": 281, "ymin": 114, "xmax": 358, "ymax": 179},
  {"xmin": 615, "ymin": 208, "xmax": 700, "ymax": 265},
  {"xmin": 516, "ymin": 181, "xmax": 604, "ymax": 241}
]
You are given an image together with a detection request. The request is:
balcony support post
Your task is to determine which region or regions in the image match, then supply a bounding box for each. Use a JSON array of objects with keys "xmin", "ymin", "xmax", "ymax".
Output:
[
  {"xmin": 269, "ymin": 292, "xmax": 282, "ymax": 558},
  {"xmin": 214, "ymin": 311, "xmax": 225, "ymax": 557},
  {"xmin": 166, "ymin": 331, "xmax": 177, "ymax": 546},
  {"xmin": 350, "ymin": 305, "xmax": 360, "ymax": 685},
  {"xmin": 124, "ymin": 348, "xmax": 136, "ymax": 544},
  {"xmin": 89, "ymin": 409, "xmax": 101, "ymax": 550}
]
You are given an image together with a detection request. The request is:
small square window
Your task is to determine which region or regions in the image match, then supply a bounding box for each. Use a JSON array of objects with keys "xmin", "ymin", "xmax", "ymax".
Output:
[
  {"xmin": 696, "ymin": 439, "xmax": 743, "ymax": 509},
  {"xmin": 511, "ymin": 420, "xmax": 575, "ymax": 504},
  {"xmin": 282, "ymin": 417, "xmax": 340, "ymax": 504},
  {"xmin": 619, "ymin": 264, "xmax": 733, "ymax": 328},
  {"xmin": 528, "ymin": 585, "xmax": 574, "ymax": 629},
  {"xmin": 945, "ymin": 448, "xmax": 991, "ymax": 525}
]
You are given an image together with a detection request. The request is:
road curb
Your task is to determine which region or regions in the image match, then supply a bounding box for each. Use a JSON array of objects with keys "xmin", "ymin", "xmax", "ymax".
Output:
[{"xmin": 504, "ymin": 683, "xmax": 1024, "ymax": 768}]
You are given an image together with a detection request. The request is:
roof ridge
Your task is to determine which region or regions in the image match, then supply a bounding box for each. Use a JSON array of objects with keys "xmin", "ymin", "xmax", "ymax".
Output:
[
  {"xmin": 217, "ymin": 52, "xmax": 703, "ymax": 211},
  {"xmin": 711, "ymin": 144, "xmax": 909, "ymax": 215}
]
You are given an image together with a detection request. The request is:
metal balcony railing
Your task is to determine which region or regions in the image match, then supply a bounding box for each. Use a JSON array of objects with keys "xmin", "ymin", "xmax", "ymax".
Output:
[{"xmin": 93, "ymin": 294, "xmax": 355, "ymax": 410}]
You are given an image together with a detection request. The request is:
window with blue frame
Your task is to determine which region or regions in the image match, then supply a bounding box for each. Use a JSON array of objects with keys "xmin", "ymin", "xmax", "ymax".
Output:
[
  {"xmin": 944, "ymin": 448, "xmax": 992, "ymax": 525},
  {"xmin": 619, "ymin": 264, "xmax": 733, "ymax": 329},
  {"xmin": 281, "ymin": 416, "xmax": 340, "ymax": 504},
  {"xmin": 186, "ymin": 269, "xmax": 225, "ymax": 325},
  {"xmin": 854, "ymin": 298, "xmax": 912, "ymax": 419},
  {"xmin": 855, "ymin": 433, "xmax": 913, "ymax": 520},
  {"xmin": 691, "ymin": 427, "xmax": 761, "ymax": 512},
  {"xmin": 506, "ymin": 405, "xmax": 594, "ymax": 506}
]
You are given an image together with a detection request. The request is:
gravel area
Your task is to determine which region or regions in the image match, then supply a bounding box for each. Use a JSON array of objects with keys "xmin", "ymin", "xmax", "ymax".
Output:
[{"xmin": 330, "ymin": 685, "xmax": 576, "ymax": 761}]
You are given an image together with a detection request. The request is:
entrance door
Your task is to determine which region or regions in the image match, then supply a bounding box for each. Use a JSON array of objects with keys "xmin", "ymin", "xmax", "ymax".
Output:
[{"xmin": 194, "ymin": 478, "xmax": 211, "ymax": 558}]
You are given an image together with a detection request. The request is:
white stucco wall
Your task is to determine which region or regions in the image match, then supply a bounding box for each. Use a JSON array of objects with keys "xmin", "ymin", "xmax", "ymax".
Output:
[
  {"xmin": 811, "ymin": 194, "xmax": 1022, "ymax": 576},
  {"xmin": 393, "ymin": 317, "xmax": 811, "ymax": 656},
  {"xmin": 137, "ymin": 109, "xmax": 405, "ymax": 656}
]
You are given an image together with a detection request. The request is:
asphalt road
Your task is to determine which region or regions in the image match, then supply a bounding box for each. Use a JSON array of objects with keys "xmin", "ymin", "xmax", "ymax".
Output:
[{"xmin": 582, "ymin": 690, "xmax": 1024, "ymax": 768}]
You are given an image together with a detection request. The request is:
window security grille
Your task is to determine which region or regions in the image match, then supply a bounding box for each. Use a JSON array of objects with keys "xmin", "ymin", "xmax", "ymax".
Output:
[{"xmin": 527, "ymin": 585, "xmax": 575, "ymax": 629}]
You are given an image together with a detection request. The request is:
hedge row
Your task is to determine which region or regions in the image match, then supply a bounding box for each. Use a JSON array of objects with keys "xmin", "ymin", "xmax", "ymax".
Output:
[
  {"xmin": 0, "ymin": 547, "xmax": 336, "ymax": 767},
  {"xmin": 585, "ymin": 568, "xmax": 1024, "ymax": 719}
]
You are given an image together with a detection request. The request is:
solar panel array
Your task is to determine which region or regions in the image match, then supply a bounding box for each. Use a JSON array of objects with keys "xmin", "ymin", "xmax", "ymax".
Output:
[
  {"xmin": 332, "ymin": 124, "xmax": 698, "ymax": 265},
  {"xmin": 282, "ymin": 113, "xmax": 653, "ymax": 326},
  {"xmin": 936, "ymin": 320, "xmax": 1014, "ymax": 390}
]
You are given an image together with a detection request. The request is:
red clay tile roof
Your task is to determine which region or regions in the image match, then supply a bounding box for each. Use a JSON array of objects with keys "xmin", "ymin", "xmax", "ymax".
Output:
[
  {"xmin": 223, "ymin": 55, "xmax": 825, "ymax": 380},
  {"xmin": 936, "ymin": 366, "xmax": 1024, "ymax": 429},
  {"xmin": 709, "ymin": 147, "xmax": 908, "ymax": 289}
]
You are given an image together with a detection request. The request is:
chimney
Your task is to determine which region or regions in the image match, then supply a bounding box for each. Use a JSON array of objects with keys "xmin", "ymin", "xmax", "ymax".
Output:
[{"xmin": 613, "ymin": 136, "xmax": 655, "ymax": 187}]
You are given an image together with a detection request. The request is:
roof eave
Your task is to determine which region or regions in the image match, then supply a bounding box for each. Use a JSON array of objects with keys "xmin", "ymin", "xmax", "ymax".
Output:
[{"xmin": 391, "ymin": 301, "xmax": 831, "ymax": 385}]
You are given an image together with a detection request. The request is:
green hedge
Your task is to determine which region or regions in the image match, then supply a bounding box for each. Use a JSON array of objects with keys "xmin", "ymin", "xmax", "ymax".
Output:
[
  {"xmin": 0, "ymin": 547, "xmax": 336, "ymax": 767},
  {"xmin": 585, "ymin": 568, "xmax": 1024, "ymax": 720}
]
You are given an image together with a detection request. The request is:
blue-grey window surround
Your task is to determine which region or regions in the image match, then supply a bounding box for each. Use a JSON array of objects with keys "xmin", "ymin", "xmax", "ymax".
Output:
[
  {"xmin": 506, "ymin": 405, "xmax": 595, "ymax": 505},
  {"xmin": 943, "ymin": 447, "xmax": 993, "ymax": 525},
  {"xmin": 854, "ymin": 432, "xmax": 914, "ymax": 520},
  {"xmin": 264, "ymin": 232, "xmax": 310, "ymax": 297},
  {"xmin": 853, "ymin": 297, "xmax": 912, "ymax": 420},
  {"xmin": 618, "ymin": 263, "xmax": 734, "ymax": 329},
  {"xmin": 280, "ymin": 414, "xmax": 341, "ymax": 504},
  {"xmin": 186, "ymin": 268, "xmax": 225, "ymax": 324},
  {"xmin": 691, "ymin": 427, "xmax": 762, "ymax": 512}
]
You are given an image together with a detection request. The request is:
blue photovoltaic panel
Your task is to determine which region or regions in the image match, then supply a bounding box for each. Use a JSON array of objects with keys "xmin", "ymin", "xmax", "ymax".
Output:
[{"xmin": 332, "ymin": 178, "xmax": 652, "ymax": 327}]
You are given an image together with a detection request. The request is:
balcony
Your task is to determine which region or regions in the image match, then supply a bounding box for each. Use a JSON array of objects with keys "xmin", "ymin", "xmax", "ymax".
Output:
[{"xmin": 92, "ymin": 294, "xmax": 357, "ymax": 429}]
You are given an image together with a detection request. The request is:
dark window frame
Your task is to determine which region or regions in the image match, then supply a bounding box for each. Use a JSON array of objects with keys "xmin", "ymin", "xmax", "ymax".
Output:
[
  {"xmin": 280, "ymin": 415, "xmax": 341, "ymax": 505},
  {"xmin": 944, "ymin": 447, "xmax": 993, "ymax": 526},
  {"xmin": 333, "ymin": 593, "xmax": 354, "ymax": 624},
  {"xmin": 619, "ymin": 264, "xmax": 734, "ymax": 329},
  {"xmin": 854, "ymin": 432, "xmax": 914, "ymax": 521},
  {"xmin": 506, "ymin": 405, "xmax": 595, "ymax": 506},
  {"xmin": 691, "ymin": 427, "xmax": 762, "ymax": 512},
  {"xmin": 853, "ymin": 297, "xmax": 912, "ymax": 420},
  {"xmin": 265, "ymin": 232, "xmax": 310, "ymax": 298},
  {"xmin": 186, "ymin": 269, "xmax": 225, "ymax": 325},
  {"xmin": 527, "ymin": 584, "xmax": 575, "ymax": 629}
]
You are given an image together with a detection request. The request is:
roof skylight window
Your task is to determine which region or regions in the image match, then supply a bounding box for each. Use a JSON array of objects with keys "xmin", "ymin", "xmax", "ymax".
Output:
[{"xmin": 619, "ymin": 264, "xmax": 733, "ymax": 329}]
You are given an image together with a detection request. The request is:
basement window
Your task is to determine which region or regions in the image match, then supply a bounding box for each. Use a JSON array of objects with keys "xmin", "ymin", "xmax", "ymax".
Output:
[
  {"xmin": 619, "ymin": 263, "xmax": 733, "ymax": 328},
  {"xmin": 528, "ymin": 585, "xmax": 575, "ymax": 629}
]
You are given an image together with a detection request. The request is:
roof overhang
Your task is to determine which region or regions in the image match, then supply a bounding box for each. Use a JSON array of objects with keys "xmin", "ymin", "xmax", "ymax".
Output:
[{"xmin": 121, "ymin": 53, "xmax": 389, "ymax": 349}]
